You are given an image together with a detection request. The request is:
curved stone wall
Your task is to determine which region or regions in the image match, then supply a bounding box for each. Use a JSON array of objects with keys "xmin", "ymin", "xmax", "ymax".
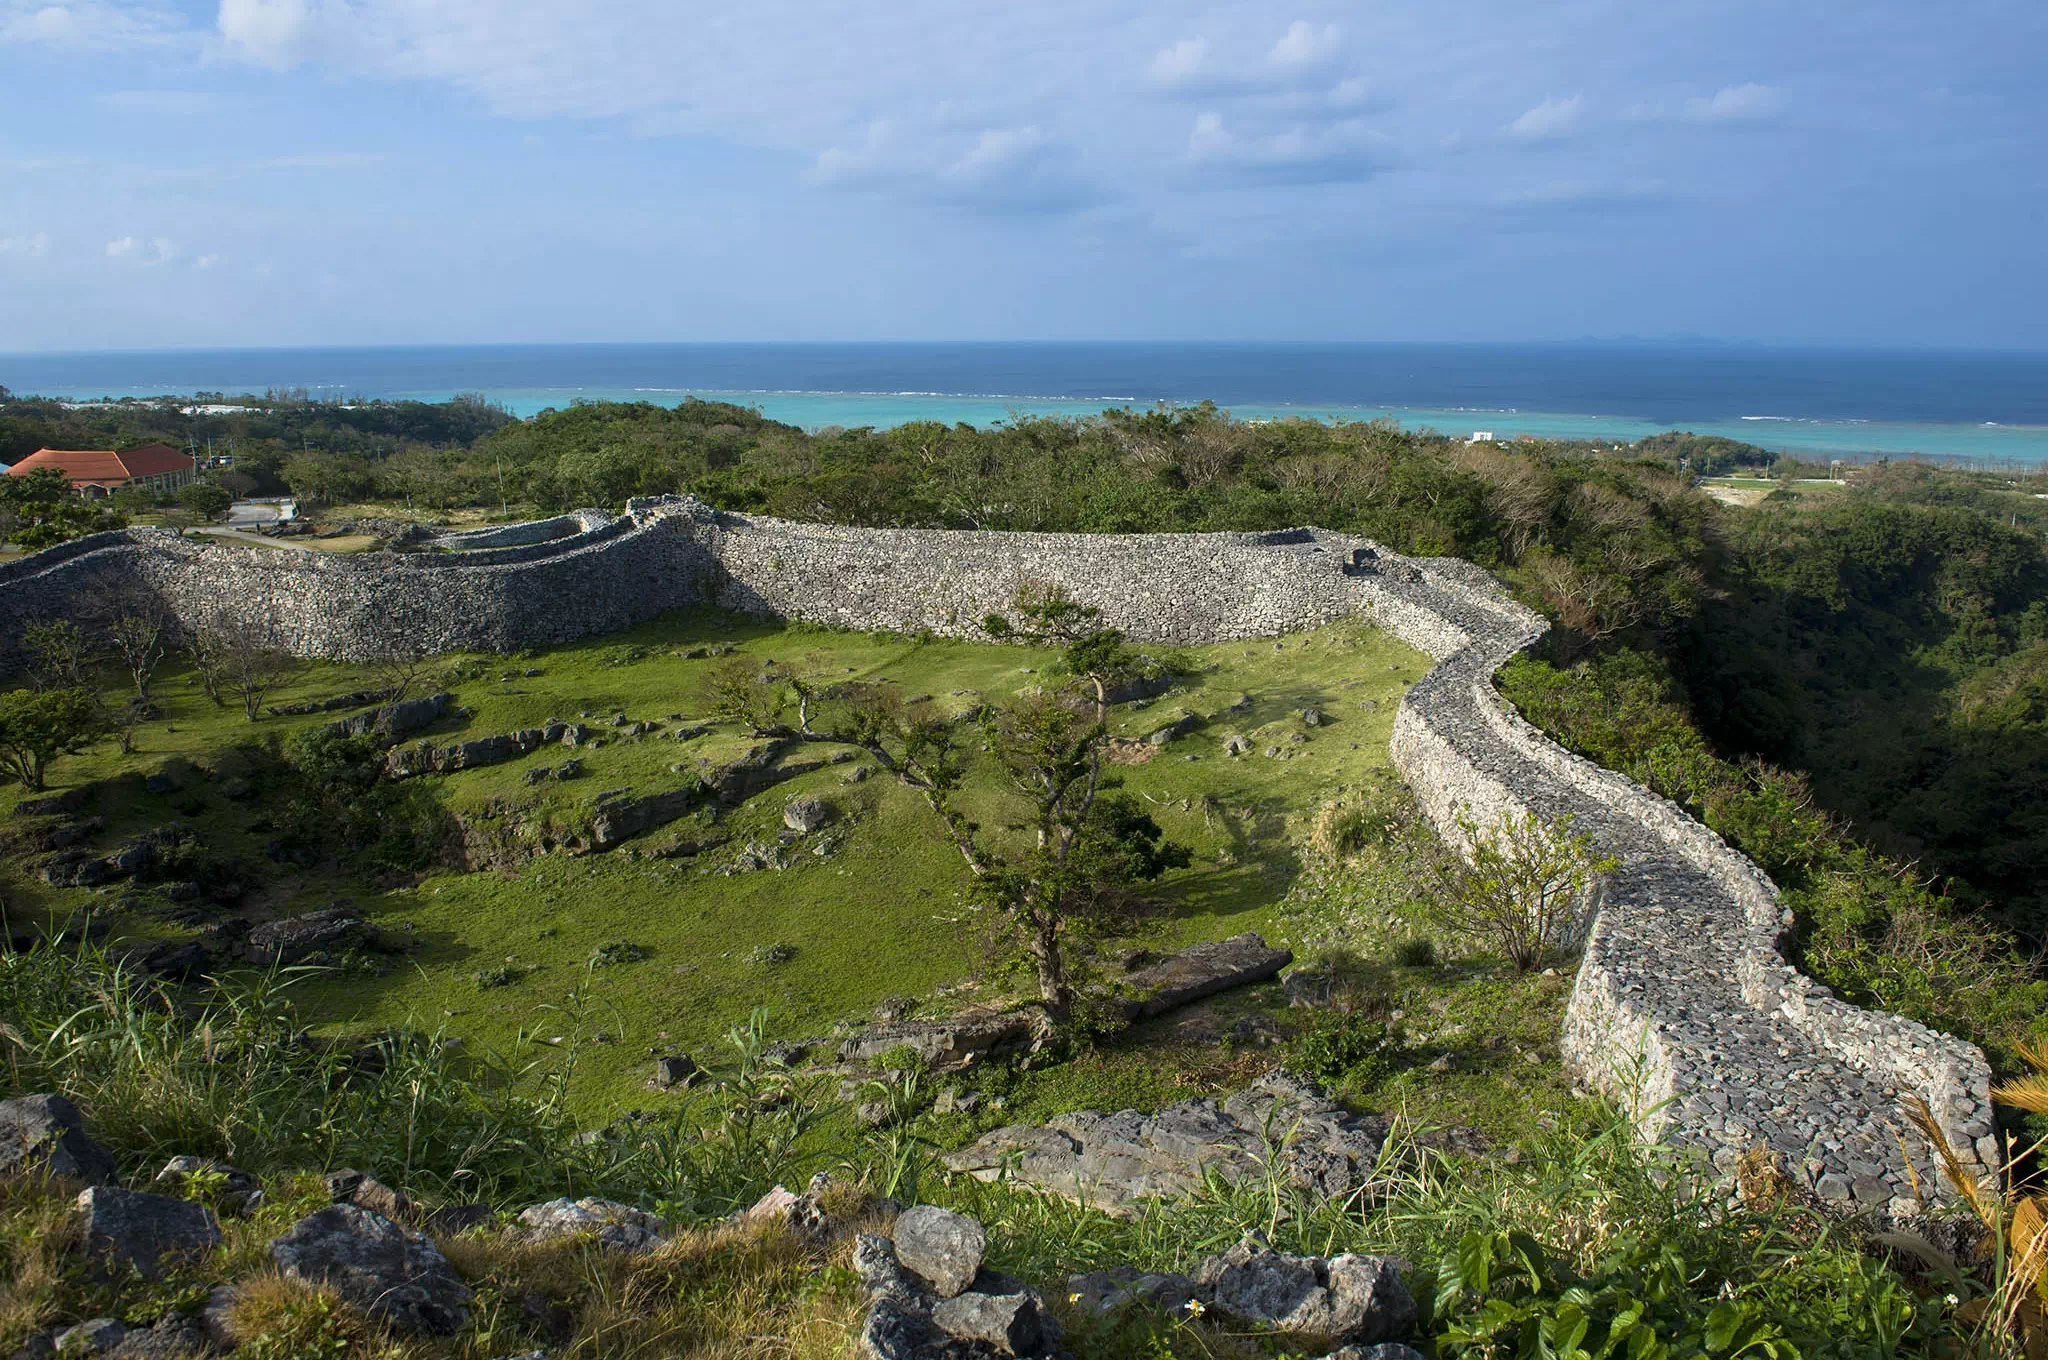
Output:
[{"xmin": 0, "ymin": 496, "xmax": 1992, "ymax": 1210}]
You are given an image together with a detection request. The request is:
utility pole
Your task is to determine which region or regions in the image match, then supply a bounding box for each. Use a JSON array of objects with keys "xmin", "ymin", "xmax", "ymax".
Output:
[{"xmin": 496, "ymin": 452, "xmax": 509, "ymax": 517}]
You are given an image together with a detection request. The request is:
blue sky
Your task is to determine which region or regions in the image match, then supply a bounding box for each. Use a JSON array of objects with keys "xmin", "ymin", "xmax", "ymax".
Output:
[{"xmin": 2, "ymin": 0, "xmax": 2044, "ymax": 351}]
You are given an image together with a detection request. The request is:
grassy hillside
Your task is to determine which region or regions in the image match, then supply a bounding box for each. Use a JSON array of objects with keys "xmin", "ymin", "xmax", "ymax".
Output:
[{"xmin": 2, "ymin": 610, "xmax": 1431, "ymax": 1114}]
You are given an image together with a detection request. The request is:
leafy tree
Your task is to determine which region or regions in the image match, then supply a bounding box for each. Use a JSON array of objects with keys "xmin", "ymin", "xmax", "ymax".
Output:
[
  {"xmin": 0, "ymin": 467, "xmax": 123, "ymax": 550},
  {"xmin": 0, "ymin": 687, "xmax": 103, "ymax": 790},
  {"xmin": 706, "ymin": 585, "xmax": 1188, "ymax": 1025},
  {"xmin": 177, "ymin": 482, "xmax": 234, "ymax": 522}
]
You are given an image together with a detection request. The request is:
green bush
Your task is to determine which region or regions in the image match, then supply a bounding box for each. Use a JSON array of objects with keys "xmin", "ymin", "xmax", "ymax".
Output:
[{"xmin": 1285, "ymin": 1009, "xmax": 1393, "ymax": 1088}]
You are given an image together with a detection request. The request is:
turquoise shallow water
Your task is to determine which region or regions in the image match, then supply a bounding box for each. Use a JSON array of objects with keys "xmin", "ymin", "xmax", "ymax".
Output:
[
  {"xmin": 8, "ymin": 342, "xmax": 2046, "ymax": 462},
  {"xmin": 454, "ymin": 385, "xmax": 2048, "ymax": 463}
]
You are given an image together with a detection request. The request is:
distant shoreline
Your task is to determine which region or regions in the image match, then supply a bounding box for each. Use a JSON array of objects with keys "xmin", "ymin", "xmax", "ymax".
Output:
[{"xmin": 7, "ymin": 340, "xmax": 2047, "ymax": 462}]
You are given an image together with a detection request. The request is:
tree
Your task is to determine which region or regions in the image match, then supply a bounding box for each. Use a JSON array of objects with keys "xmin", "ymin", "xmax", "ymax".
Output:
[
  {"xmin": 366, "ymin": 642, "xmax": 436, "ymax": 704},
  {"xmin": 705, "ymin": 584, "xmax": 1189, "ymax": 1026},
  {"xmin": 1436, "ymin": 810, "xmax": 1617, "ymax": 971},
  {"xmin": 22, "ymin": 620, "xmax": 91, "ymax": 692},
  {"xmin": 177, "ymin": 482, "xmax": 234, "ymax": 522},
  {"xmin": 103, "ymin": 596, "xmax": 172, "ymax": 699},
  {"xmin": 193, "ymin": 609, "xmax": 301, "ymax": 719},
  {"xmin": 0, "ymin": 687, "xmax": 103, "ymax": 790},
  {"xmin": 0, "ymin": 468, "xmax": 122, "ymax": 551}
]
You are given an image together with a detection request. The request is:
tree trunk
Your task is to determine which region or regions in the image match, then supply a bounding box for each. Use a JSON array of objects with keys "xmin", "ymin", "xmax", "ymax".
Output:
[{"xmin": 1027, "ymin": 902, "xmax": 1070, "ymax": 1025}]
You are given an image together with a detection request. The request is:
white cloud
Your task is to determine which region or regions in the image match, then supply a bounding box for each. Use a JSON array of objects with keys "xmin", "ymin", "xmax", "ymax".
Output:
[
  {"xmin": 1148, "ymin": 36, "xmax": 1209, "ymax": 88},
  {"xmin": 1267, "ymin": 20, "xmax": 1340, "ymax": 72},
  {"xmin": 945, "ymin": 125, "xmax": 1046, "ymax": 182},
  {"xmin": 1685, "ymin": 82, "xmax": 1785, "ymax": 122},
  {"xmin": 106, "ymin": 235, "xmax": 177, "ymax": 264},
  {"xmin": 1148, "ymin": 18, "xmax": 1354, "ymax": 100},
  {"xmin": 810, "ymin": 120, "xmax": 1096, "ymax": 214},
  {"xmin": 1509, "ymin": 94, "xmax": 1583, "ymax": 140},
  {"xmin": 0, "ymin": 1, "xmax": 182, "ymax": 47},
  {"xmin": 805, "ymin": 121, "xmax": 900, "ymax": 188},
  {"xmin": 216, "ymin": 0, "xmax": 351, "ymax": 68},
  {"xmin": 1185, "ymin": 111, "xmax": 1390, "ymax": 185},
  {"xmin": 194, "ymin": 253, "xmax": 220, "ymax": 269},
  {"xmin": 0, "ymin": 232, "xmax": 50, "ymax": 257}
]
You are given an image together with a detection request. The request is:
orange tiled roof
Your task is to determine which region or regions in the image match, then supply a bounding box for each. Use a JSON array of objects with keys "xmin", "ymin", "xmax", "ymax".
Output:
[{"xmin": 6, "ymin": 444, "xmax": 194, "ymax": 488}]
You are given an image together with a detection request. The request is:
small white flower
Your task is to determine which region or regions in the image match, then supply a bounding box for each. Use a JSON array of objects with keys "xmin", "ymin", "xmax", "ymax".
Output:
[
  {"xmin": 1946, "ymin": 1294, "xmax": 1961, "ymax": 1307},
  {"xmin": 1184, "ymin": 1299, "xmax": 1206, "ymax": 1318}
]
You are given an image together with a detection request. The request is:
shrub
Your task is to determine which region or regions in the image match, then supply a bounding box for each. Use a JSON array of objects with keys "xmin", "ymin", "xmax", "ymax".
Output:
[
  {"xmin": 1285, "ymin": 1009, "xmax": 1392, "ymax": 1088},
  {"xmin": 1436, "ymin": 811, "xmax": 1615, "ymax": 971},
  {"xmin": 1394, "ymin": 936, "xmax": 1438, "ymax": 968}
]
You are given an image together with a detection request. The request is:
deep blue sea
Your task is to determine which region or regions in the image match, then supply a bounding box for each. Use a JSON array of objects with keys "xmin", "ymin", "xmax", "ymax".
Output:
[{"xmin": 5, "ymin": 342, "xmax": 2046, "ymax": 463}]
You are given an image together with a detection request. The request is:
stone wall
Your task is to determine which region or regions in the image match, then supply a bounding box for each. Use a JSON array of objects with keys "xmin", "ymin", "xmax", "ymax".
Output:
[{"xmin": 0, "ymin": 495, "xmax": 1993, "ymax": 1210}]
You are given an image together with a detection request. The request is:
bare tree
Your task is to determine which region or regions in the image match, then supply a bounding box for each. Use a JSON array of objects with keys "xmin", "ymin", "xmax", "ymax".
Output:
[
  {"xmin": 195, "ymin": 609, "xmax": 302, "ymax": 720},
  {"xmin": 366, "ymin": 641, "xmax": 436, "ymax": 703},
  {"xmin": 184, "ymin": 628, "xmax": 229, "ymax": 707},
  {"xmin": 102, "ymin": 594, "xmax": 172, "ymax": 701},
  {"xmin": 22, "ymin": 620, "xmax": 91, "ymax": 692}
]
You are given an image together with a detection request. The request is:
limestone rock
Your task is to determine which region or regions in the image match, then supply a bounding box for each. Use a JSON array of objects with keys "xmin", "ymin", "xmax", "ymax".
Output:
[
  {"xmin": 783, "ymin": 795, "xmax": 835, "ymax": 833},
  {"xmin": 270, "ymin": 1203, "xmax": 473, "ymax": 1335},
  {"xmin": 241, "ymin": 908, "xmax": 373, "ymax": 965},
  {"xmin": 1065, "ymin": 1267, "xmax": 1200, "ymax": 1317},
  {"xmin": 890, "ymin": 1205, "xmax": 985, "ymax": 1298},
  {"xmin": 942, "ymin": 1070, "xmax": 1388, "ymax": 1217},
  {"xmin": 1194, "ymin": 1237, "xmax": 1415, "ymax": 1347},
  {"xmin": 740, "ymin": 1173, "xmax": 838, "ymax": 1238},
  {"xmin": 52, "ymin": 1318, "xmax": 125, "ymax": 1355},
  {"xmin": 839, "ymin": 1009, "xmax": 1037, "ymax": 1072},
  {"xmin": 0, "ymin": 1093, "xmax": 116, "ymax": 1185},
  {"xmin": 1322, "ymin": 1345, "xmax": 1428, "ymax": 1360},
  {"xmin": 326, "ymin": 1168, "xmax": 417, "ymax": 1225},
  {"xmin": 1120, "ymin": 932, "xmax": 1292, "ymax": 1020},
  {"xmin": 76, "ymin": 1186, "xmax": 222, "ymax": 1281},
  {"xmin": 651, "ymin": 1054, "xmax": 701, "ymax": 1088},
  {"xmin": 106, "ymin": 1314, "xmax": 212, "ymax": 1358},
  {"xmin": 931, "ymin": 1289, "xmax": 1044, "ymax": 1355},
  {"xmin": 514, "ymin": 1197, "xmax": 669, "ymax": 1254},
  {"xmin": 331, "ymin": 692, "xmax": 452, "ymax": 741}
]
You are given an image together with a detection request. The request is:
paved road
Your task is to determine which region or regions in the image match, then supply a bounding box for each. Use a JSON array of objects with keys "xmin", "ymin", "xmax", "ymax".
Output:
[{"xmin": 225, "ymin": 497, "xmax": 296, "ymax": 530}]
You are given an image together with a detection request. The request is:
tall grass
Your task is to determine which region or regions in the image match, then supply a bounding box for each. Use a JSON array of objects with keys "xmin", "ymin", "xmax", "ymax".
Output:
[
  {"xmin": 0, "ymin": 944, "xmax": 834, "ymax": 1216},
  {"xmin": 0, "ymin": 943, "xmax": 1968, "ymax": 1358}
]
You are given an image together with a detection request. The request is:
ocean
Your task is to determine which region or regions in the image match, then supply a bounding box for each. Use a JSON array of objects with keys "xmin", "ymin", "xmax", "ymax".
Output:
[{"xmin": 5, "ymin": 342, "xmax": 2046, "ymax": 463}]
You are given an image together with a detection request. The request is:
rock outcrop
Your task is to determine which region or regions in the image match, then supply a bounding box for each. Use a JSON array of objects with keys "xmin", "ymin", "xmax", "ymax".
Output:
[
  {"xmin": 942, "ymin": 1070, "xmax": 1388, "ymax": 1217},
  {"xmin": 270, "ymin": 1203, "xmax": 473, "ymax": 1335},
  {"xmin": 1117, "ymin": 932, "xmax": 1292, "ymax": 1020},
  {"xmin": 0, "ymin": 1093, "xmax": 117, "ymax": 1185}
]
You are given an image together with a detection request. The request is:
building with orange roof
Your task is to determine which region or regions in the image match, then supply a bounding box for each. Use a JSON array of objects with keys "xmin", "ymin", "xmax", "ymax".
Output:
[{"xmin": 5, "ymin": 444, "xmax": 196, "ymax": 499}]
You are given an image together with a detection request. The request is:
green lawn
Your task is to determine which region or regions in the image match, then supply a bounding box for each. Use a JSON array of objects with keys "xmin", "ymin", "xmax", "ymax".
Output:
[{"xmin": 4, "ymin": 610, "xmax": 1430, "ymax": 1116}]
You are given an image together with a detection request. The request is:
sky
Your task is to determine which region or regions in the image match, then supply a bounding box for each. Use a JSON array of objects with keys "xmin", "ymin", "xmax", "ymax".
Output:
[{"xmin": 1, "ymin": 0, "xmax": 2045, "ymax": 352}]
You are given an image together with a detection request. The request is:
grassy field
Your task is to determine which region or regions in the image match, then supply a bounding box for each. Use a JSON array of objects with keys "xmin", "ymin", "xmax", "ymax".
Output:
[{"xmin": 4, "ymin": 610, "xmax": 1439, "ymax": 1116}]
